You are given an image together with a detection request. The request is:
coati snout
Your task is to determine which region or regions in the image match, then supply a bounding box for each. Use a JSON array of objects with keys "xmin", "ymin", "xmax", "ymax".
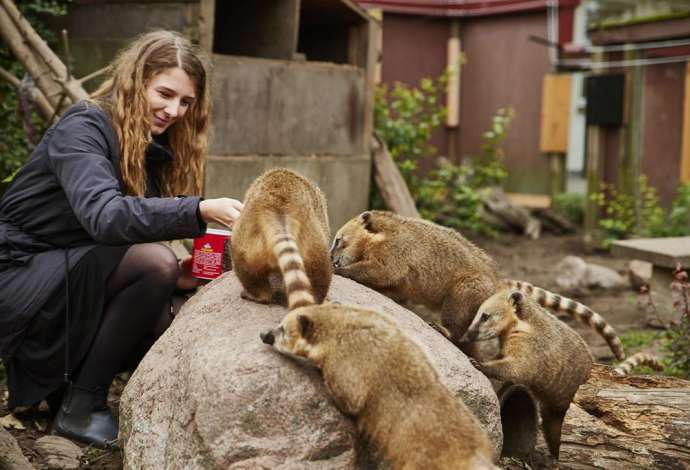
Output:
[{"xmin": 260, "ymin": 331, "xmax": 275, "ymax": 345}]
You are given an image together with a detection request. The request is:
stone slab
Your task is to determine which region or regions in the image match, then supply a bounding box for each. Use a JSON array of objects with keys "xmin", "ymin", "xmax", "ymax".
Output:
[
  {"xmin": 204, "ymin": 154, "xmax": 370, "ymax": 232},
  {"xmin": 209, "ymin": 55, "xmax": 365, "ymax": 156},
  {"xmin": 611, "ymin": 237, "xmax": 690, "ymax": 269}
]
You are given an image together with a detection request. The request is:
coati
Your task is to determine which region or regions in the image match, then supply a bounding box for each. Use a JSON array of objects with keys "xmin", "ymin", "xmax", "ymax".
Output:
[
  {"xmin": 231, "ymin": 168, "xmax": 332, "ymax": 309},
  {"xmin": 330, "ymin": 211, "xmax": 499, "ymax": 346},
  {"xmin": 502, "ymin": 280, "xmax": 625, "ymax": 361},
  {"xmin": 464, "ymin": 289, "xmax": 593, "ymax": 459},
  {"xmin": 260, "ymin": 304, "xmax": 498, "ymax": 470},
  {"xmin": 613, "ymin": 352, "xmax": 663, "ymax": 377},
  {"xmin": 330, "ymin": 211, "xmax": 625, "ymax": 360}
]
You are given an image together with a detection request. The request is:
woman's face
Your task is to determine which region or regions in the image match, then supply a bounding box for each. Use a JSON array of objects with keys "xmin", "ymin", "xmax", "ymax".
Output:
[{"xmin": 145, "ymin": 66, "xmax": 196, "ymax": 135}]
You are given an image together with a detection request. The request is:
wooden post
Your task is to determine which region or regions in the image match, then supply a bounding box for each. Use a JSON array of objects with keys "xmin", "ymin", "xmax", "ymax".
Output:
[
  {"xmin": 619, "ymin": 45, "xmax": 644, "ymax": 223},
  {"xmin": 446, "ymin": 19, "xmax": 460, "ymax": 162},
  {"xmin": 681, "ymin": 61, "xmax": 690, "ymax": 183},
  {"xmin": 584, "ymin": 51, "xmax": 606, "ymax": 250},
  {"xmin": 540, "ymin": 73, "xmax": 571, "ymax": 200},
  {"xmin": 198, "ymin": 0, "xmax": 216, "ymax": 54}
]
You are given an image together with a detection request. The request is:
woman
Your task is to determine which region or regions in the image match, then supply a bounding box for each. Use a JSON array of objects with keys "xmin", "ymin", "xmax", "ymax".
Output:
[{"xmin": 0, "ymin": 31, "xmax": 242, "ymax": 448}]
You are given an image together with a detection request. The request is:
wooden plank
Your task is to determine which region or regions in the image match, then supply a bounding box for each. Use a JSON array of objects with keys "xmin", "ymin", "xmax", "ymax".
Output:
[
  {"xmin": 197, "ymin": 0, "xmax": 215, "ymax": 53},
  {"xmin": 446, "ymin": 20, "xmax": 460, "ymax": 128},
  {"xmin": 539, "ymin": 73, "xmax": 572, "ymax": 153},
  {"xmin": 611, "ymin": 236, "xmax": 690, "ymax": 269},
  {"xmin": 681, "ymin": 61, "xmax": 690, "ymax": 183},
  {"xmin": 505, "ymin": 192, "xmax": 551, "ymax": 210},
  {"xmin": 371, "ymin": 134, "xmax": 420, "ymax": 218}
]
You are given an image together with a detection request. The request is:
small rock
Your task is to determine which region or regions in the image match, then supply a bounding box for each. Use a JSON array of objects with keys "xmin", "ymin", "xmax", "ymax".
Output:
[
  {"xmin": 628, "ymin": 259, "xmax": 653, "ymax": 291},
  {"xmin": 555, "ymin": 256, "xmax": 588, "ymax": 290},
  {"xmin": 0, "ymin": 426, "xmax": 34, "ymax": 470},
  {"xmin": 585, "ymin": 264, "xmax": 627, "ymax": 289},
  {"xmin": 34, "ymin": 436, "xmax": 83, "ymax": 470},
  {"xmin": 555, "ymin": 256, "xmax": 627, "ymax": 290}
]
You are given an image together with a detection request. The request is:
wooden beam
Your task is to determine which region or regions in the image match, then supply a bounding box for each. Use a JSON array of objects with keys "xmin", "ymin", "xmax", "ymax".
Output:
[
  {"xmin": 681, "ymin": 61, "xmax": 690, "ymax": 183},
  {"xmin": 197, "ymin": 0, "xmax": 215, "ymax": 53},
  {"xmin": 539, "ymin": 73, "xmax": 572, "ymax": 153},
  {"xmin": 371, "ymin": 134, "xmax": 420, "ymax": 218}
]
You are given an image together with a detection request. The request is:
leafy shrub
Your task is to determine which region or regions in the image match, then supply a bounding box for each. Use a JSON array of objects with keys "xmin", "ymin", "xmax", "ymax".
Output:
[
  {"xmin": 635, "ymin": 266, "xmax": 690, "ymax": 378},
  {"xmin": 593, "ymin": 176, "xmax": 690, "ymax": 247},
  {"xmin": 373, "ymin": 70, "xmax": 512, "ymax": 235},
  {"xmin": 552, "ymin": 192, "xmax": 585, "ymax": 225}
]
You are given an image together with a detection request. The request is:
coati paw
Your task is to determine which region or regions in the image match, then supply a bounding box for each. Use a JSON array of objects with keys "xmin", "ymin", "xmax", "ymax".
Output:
[
  {"xmin": 468, "ymin": 357, "xmax": 482, "ymax": 370},
  {"xmin": 240, "ymin": 290, "xmax": 272, "ymax": 304}
]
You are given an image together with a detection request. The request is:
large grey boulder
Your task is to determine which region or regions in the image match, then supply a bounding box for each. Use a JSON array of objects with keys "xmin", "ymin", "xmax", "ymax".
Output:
[{"xmin": 119, "ymin": 274, "xmax": 502, "ymax": 469}]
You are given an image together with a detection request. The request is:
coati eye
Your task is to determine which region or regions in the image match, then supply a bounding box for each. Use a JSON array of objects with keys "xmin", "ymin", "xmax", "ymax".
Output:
[{"xmin": 480, "ymin": 313, "xmax": 489, "ymax": 322}]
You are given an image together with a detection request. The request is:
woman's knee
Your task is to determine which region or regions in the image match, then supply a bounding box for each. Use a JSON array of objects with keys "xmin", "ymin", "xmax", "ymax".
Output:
[{"xmin": 131, "ymin": 243, "xmax": 179, "ymax": 288}]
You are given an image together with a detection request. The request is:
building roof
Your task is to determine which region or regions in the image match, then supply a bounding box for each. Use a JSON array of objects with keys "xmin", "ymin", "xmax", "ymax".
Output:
[{"xmin": 353, "ymin": 0, "xmax": 579, "ymax": 17}]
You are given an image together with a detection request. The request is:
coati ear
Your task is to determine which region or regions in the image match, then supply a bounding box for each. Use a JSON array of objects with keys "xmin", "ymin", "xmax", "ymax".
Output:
[
  {"xmin": 360, "ymin": 211, "xmax": 377, "ymax": 233},
  {"xmin": 297, "ymin": 314, "xmax": 314, "ymax": 339},
  {"xmin": 510, "ymin": 291, "xmax": 525, "ymax": 318}
]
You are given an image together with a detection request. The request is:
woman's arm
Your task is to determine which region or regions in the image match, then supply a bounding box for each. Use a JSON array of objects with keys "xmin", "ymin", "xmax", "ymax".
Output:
[{"xmin": 46, "ymin": 107, "xmax": 205, "ymax": 244}]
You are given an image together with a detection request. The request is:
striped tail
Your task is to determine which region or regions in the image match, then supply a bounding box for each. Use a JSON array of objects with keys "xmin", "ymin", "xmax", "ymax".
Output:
[
  {"xmin": 271, "ymin": 224, "xmax": 315, "ymax": 310},
  {"xmin": 503, "ymin": 279, "xmax": 626, "ymax": 361},
  {"xmin": 613, "ymin": 352, "xmax": 663, "ymax": 377}
]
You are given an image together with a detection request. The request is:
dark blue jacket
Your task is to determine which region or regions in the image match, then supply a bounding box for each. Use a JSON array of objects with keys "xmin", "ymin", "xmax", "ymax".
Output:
[{"xmin": 0, "ymin": 101, "xmax": 205, "ymax": 359}]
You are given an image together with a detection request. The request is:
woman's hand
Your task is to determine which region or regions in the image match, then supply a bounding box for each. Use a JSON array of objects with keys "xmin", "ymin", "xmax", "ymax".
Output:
[
  {"xmin": 198, "ymin": 198, "xmax": 244, "ymax": 228},
  {"xmin": 177, "ymin": 255, "xmax": 202, "ymax": 290}
]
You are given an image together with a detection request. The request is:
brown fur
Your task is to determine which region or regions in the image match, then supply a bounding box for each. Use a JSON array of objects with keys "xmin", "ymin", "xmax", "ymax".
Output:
[
  {"xmin": 465, "ymin": 290, "xmax": 593, "ymax": 459},
  {"xmin": 231, "ymin": 168, "xmax": 332, "ymax": 309},
  {"xmin": 260, "ymin": 304, "xmax": 498, "ymax": 470},
  {"xmin": 330, "ymin": 211, "xmax": 499, "ymax": 346}
]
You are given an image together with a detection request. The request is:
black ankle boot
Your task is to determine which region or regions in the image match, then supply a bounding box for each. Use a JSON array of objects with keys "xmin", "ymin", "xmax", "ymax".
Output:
[{"xmin": 51, "ymin": 383, "xmax": 119, "ymax": 449}]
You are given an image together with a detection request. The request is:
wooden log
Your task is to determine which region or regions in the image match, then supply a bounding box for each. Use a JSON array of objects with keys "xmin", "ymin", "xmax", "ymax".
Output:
[
  {"xmin": 0, "ymin": 0, "xmax": 88, "ymax": 109},
  {"xmin": 0, "ymin": 65, "xmax": 55, "ymax": 120},
  {"xmin": 371, "ymin": 133, "xmax": 420, "ymax": 218},
  {"xmin": 478, "ymin": 187, "xmax": 541, "ymax": 239},
  {"xmin": 552, "ymin": 365, "xmax": 690, "ymax": 469}
]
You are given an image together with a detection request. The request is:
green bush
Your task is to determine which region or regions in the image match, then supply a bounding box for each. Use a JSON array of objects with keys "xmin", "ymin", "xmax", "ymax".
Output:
[
  {"xmin": 373, "ymin": 70, "xmax": 512, "ymax": 235},
  {"xmin": 593, "ymin": 177, "xmax": 690, "ymax": 247},
  {"xmin": 0, "ymin": 1, "xmax": 70, "ymax": 183},
  {"xmin": 552, "ymin": 192, "xmax": 585, "ymax": 225}
]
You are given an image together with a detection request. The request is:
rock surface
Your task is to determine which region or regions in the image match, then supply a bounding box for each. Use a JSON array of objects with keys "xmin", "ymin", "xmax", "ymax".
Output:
[
  {"xmin": 120, "ymin": 274, "xmax": 502, "ymax": 469},
  {"xmin": 33, "ymin": 436, "xmax": 82, "ymax": 469},
  {"xmin": 0, "ymin": 425, "xmax": 34, "ymax": 470},
  {"xmin": 555, "ymin": 255, "xmax": 627, "ymax": 290}
]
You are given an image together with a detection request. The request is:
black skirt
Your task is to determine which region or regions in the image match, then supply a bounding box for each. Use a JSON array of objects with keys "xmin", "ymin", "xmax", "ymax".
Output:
[{"xmin": 6, "ymin": 245, "xmax": 130, "ymax": 409}]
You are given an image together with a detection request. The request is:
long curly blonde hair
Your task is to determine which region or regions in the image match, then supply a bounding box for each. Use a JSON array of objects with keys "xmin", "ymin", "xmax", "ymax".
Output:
[{"xmin": 91, "ymin": 30, "xmax": 209, "ymax": 197}]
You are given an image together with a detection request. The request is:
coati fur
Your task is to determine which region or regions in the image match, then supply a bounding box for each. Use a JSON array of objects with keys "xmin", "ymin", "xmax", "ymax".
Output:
[
  {"xmin": 231, "ymin": 168, "xmax": 332, "ymax": 309},
  {"xmin": 260, "ymin": 304, "xmax": 498, "ymax": 470},
  {"xmin": 330, "ymin": 211, "xmax": 625, "ymax": 360},
  {"xmin": 613, "ymin": 352, "xmax": 663, "ymax": 377},
  {"xmin": 330, "ymin": 210, "xmax": 500, "ymax": 346},
  {"xmin": 465, "ymin": 289, "xmax": 593, "ymax": 459},
  {"xmin": 502, "ymin": 280, "xmax": 625, "ymax": 361}
]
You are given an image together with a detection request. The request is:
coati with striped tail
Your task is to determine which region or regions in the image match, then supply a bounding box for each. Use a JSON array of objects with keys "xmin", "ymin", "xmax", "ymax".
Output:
[
  {"xmin": 231, "ymin": 168, "xmax": 332, "ymax": 310},
  {"xmin": 613, "ymin": 352, "xmax": 663, "ymax": 377},
  {"xmin": 502, "ymin": 280, "xmax": 625, "ymax": 361},
  {"xmin": 330, "ymin": 211, "xmax": 625, "ymax": 360},
  {"xmin": 260, "ymin": 304, "xmax": 499, "ymax": 470},
  {"xmin": 464, "ymin": 289, "xmax": 593, "ymax": 459}
]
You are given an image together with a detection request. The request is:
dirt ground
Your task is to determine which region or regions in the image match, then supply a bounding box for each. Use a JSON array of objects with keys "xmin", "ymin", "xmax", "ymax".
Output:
[{"xmin": 0, "ymin": 231, "xmax": 666, "ymax": 469}]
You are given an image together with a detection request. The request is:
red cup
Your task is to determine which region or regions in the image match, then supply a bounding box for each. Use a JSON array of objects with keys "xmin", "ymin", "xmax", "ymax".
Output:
[{"xmin": 191, "ymin": 228, "xmax": 232, "ymax": 280}]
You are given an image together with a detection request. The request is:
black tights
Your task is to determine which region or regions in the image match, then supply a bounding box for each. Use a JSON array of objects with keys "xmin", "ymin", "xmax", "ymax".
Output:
[{"xmin": 73, "ymin": 243, "xmax": 186, "ymax": 390}]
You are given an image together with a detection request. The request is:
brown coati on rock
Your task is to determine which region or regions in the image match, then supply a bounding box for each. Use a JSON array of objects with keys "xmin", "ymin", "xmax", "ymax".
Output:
[
  {"xmin": 330, "ymin": 211, "xmax": 625, "ymax": 360},
  {"xmin": 464, "ymin": 289, "xmax": 593, "ymax": 459},
  {"xmin": 260, "ymin": 304, "xmax": 499, "ymax": 470},
  {"xmin": 231, "ymin": 168, "xmax": 332, "ymax": 310}
]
